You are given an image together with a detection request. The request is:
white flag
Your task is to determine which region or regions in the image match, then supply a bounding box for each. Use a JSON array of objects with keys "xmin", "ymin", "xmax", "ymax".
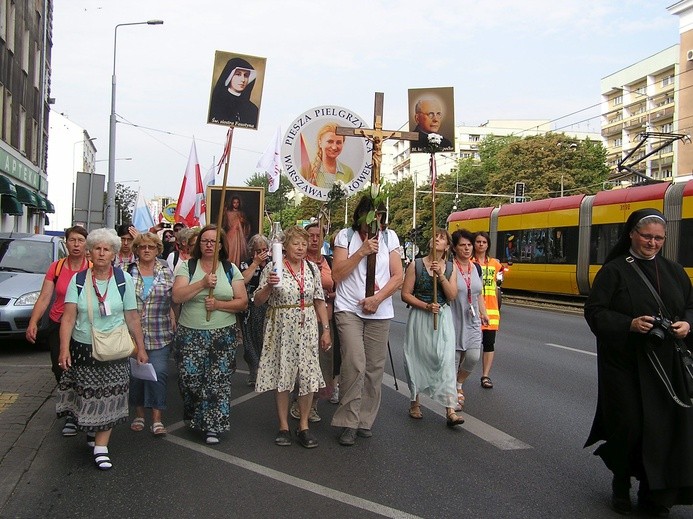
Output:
[
  {"xmin": 256, "ymin": 126, "xmax": 282, "ymax": 193},
  {"xmin": 174, "ymin": 139, "xmax": 205, "ymax": 227},
  {"xmin": 133, "ymin": 190, "xmax": 155, "ymax": 232}
]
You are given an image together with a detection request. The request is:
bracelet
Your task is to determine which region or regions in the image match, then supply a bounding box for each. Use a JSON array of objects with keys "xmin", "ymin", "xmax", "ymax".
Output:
[
  {"xmin": 322, "ymin": 324, "xmax": 330, "ymax": 329},
  {"xmin": 425, "ymin": 303, "xmax": 431, "ymax": 312}
]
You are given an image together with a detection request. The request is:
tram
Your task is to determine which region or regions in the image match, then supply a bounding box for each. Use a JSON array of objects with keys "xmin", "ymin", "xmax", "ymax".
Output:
[{"xmin": 447, "ymin": 180, "xmax": 693, "ymax": 296}]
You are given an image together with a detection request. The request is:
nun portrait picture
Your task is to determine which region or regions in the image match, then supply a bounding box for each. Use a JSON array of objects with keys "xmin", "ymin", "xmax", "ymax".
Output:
[{"xmin": 207, "ymin": 51, "xmax": 267, "ymax": 130}]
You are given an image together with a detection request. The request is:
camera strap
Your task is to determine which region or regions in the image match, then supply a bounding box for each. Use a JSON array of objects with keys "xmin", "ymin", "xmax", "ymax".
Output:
[{"xmin": 625, "ymin": 256, "xmax": 692, "ymax": 408}]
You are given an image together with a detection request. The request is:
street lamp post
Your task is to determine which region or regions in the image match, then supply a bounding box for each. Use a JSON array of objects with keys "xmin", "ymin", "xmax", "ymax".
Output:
[{"xmin": 106, "ymin": 19, "xmax": 163, "ymax": 229}]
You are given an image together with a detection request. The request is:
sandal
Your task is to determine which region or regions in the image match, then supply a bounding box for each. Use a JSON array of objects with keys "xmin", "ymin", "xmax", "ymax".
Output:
[
  {"xmin": 86, "ymin": 432, "xmax": 96, "ymax": 448},
  {"xmin": 130, "ymin": 417, "xmax": 145, "ymax": 432},
  {"xmin": 62, "ymin": 418, "xmax": 78, "ymax": 437},
  {"xmin": 457, "ymin": 388, "xmax": 465, "ymax": 409},
  {"xmin": 446, "ymin": 410, "xmax": 465, "ymax": 427},
  {"xmin": 205, "ymin": 432, "xmax": 220, "ymax": 445},
  {"xmin": 94, "ymin": 450, "xmax": 112, "ymax": 470},
  {"xmin": 151, "ymin": 422, "xmax": 167, "ymax": 436},
  {"xmin": 481, "ymin": 376, "xmax": 493, "ymax": 389},
  {"xmin": 409, "ymin": 402, "xmax": 423, "ymax": 419}
]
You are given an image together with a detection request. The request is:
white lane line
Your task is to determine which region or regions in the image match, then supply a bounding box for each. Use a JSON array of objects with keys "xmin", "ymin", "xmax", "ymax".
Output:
[
  {"xmin": 164, "ymin": 430, "xmax": 422, "ymax": 519},
  {"xmin": 545, "ymin": 343, "xmax": 596, "ymax": 357},
  {"xmin": 381, "ymin": 373, "xmax": 531, "ymax": 451},
  {"xmin": 0, "ymin": 364, "xmax": 52, "ymax": 368}
]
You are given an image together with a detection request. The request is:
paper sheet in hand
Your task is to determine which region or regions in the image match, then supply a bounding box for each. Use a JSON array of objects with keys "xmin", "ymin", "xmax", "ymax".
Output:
[{"xmin": 129, "ymin": 358, "xmax": 158, "ymax": 381}]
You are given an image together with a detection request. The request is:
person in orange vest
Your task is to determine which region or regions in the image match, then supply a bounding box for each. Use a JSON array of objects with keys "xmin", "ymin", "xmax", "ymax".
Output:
[{"xmin": 472, "ymin": 232, "xmax": 503, "ymax": 388}]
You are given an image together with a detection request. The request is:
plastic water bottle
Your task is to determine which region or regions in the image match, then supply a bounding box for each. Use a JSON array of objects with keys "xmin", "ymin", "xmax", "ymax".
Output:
[{"xmin": 270, "ymin": 222, "xmax": 284, "ymax": 287}]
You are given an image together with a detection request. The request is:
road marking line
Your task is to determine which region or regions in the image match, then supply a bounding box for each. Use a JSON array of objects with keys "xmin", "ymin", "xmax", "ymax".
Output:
[
  {"xmin": 0, "ymin": 364, "xmax": 52, "ymax": 368},
  {"xmin": 164, "ymin": 430, "xmax": 423, "ymax": 519},
  {"xmin": 545, "ymin": 343, "xmax": 596, "ymax": 357},
  {"xmin": 382, "ymin": 373, "xmax": 531, "ymax": 450}
]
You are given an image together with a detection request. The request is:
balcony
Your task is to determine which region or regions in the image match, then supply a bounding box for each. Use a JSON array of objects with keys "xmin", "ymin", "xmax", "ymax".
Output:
[{"xmin": 601, "ymin": 123, "xmax": 623, "ymax": 137}]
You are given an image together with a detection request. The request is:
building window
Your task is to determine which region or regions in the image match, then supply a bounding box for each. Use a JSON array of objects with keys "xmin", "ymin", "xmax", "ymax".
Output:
[
  {"xmin": 7, "ymin": 0, "xmax": 14, "ymax": 53},
  {"xmin": 469, "ymin": 134, "xmax": 480, "ymax": 142},
  {"xmin": 4, "ymin": 90, "xmax": 11, "ymax": 141},
  {"xmin": 30, "ymin": 119, "xmax": 37, "ymax": 162},
  {"xmin": 33, "ymin": 42, "xmax": 39, "ymax": 89},
  {"xmin": 21, "ymin": 27, "xmax": 29, "ymax": 73},
  {"xmin": 0, "ymin": 0, "xmax": 6, "ymax": 41},
  {"xmin": 662, "ymin": 75, "xmax": 674, "ymax": 87},
  {"xmin": 613, "ymin": 95, "xmax": 623, "ymax": 106},
  {"xmin": 18, "ymin": 106, "xmax": 25, "ymax": 154},
  {"xmin": 662, "ymin": 123, "xmax": 673, "ymax": 133},
  {"xmin": 614, "ymin": 138, "xmax": 622, "ymax": 147}
]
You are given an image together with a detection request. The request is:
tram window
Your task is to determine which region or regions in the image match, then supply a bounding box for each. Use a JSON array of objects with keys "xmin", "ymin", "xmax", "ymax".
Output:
[
  {"xmin": 499, "ymin": 232, "xmax": 518, "ymax": 263},
  {"xmin": 678, "ymin": 219, "xmax": 693, "ymax": 268},
  {"xmin": 590, "ymin": 223, "xmax": 623, "ymax": 264},
  {"xmin": 547, "ymin": 227, "xmax": 578, "ymax": 264}
]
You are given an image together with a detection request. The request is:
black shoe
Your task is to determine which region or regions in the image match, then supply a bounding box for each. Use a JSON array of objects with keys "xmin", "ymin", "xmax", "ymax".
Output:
[
  {"xmin": 611, "ymin": 474, "xmax": 632, "ymax": 515},
  {"xmin": 638, "ymin": 497, "xmax": 670, "ymax": 517},
  {"xmin": 296, "ymin": 428, "xmax": 318, "ymax": 449},
  {"xmin": 274, "ymin": 429, "xmax": 292, "ymax": 446},
  {"xmin": 338, "ymin": 427, "xmax": 357, "ymax": 446},
  {"xmin": 356, "ymin": 428, "xmax": 372, "ymax": 438}
]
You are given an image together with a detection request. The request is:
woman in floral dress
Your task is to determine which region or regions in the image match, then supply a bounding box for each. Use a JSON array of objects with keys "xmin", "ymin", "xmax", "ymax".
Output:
[{"xmin": 254, "ymin": 226, "xmax": 331, "ymax": 448}]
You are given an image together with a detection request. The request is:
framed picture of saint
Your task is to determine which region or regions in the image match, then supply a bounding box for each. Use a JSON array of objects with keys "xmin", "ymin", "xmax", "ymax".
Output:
[
  {"xmin": 408, "ymin": 87, "xmax": 455, "ymax": 153},
  {"xmin": 207, "ymin": 51, "xmax": 267, "ymax": 130},
  {"xmin": 206, "ymin": 186, "xmax": 265, "ymax": 266}
]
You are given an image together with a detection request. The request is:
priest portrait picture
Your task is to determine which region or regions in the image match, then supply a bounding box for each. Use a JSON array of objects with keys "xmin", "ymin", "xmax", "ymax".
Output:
[{"xmin": 408, "ymin": 87, "xmax": 455, "ymax": 153}]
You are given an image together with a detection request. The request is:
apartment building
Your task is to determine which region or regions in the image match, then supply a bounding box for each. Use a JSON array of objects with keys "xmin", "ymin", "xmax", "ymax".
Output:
[
  {"xmin": 0, "ymin": 0, "xmax": 53, "ymax": 233},
  {"xmin": 600, "ymin": 46, "xmax": 679, "ymax": 181}
]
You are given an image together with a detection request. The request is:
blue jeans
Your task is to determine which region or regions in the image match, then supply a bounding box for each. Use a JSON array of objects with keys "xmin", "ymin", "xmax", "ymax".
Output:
[{"xmin": 129, "ymin": 344, "xmax": 170, "ymax": 410}]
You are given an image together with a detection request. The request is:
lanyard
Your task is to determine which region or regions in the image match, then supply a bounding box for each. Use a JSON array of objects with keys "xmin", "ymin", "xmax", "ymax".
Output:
[
  {"xmin": 284, "ymin": 260, "xmax": 305, "ymax": 325},
  {"xmin": 455, "ymin": 259, "xmax": 472, "ymax": 305},
  {"xmin": 91, "ymin": 267, "xmax": 112, "ymax": 315}
]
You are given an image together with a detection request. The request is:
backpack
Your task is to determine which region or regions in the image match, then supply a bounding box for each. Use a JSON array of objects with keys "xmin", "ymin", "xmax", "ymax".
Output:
[
  {"xmin": 75, "ymin": 267, "xmax": 127, "ymax": 300},
  {"xmin": 346, "ymin": 228, "xmax": 389, "ymax": 250},
  {"xmin": 187, "ymin": 258, "xmax": 239, "ymax": 284},
  {"xmin": 54, "ymin": 257, "xmax": 92, "ymax": 283},
  {"xmin": 414, "ymin": 258, "xmax": 457, "ymax": 280}
]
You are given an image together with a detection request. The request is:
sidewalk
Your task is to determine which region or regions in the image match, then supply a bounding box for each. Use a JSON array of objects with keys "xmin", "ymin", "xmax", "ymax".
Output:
[{"xmin": 0, "ymin": 361, "xmax": 56, "ymax": 509}]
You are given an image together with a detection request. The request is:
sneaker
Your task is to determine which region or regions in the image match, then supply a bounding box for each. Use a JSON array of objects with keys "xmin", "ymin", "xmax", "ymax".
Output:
[
  {"xmin": 308, "ymin": 406, "xmax": 321, "ymax": 423},
  {"xmin": 356, "ymin": 428, "xmax": 372, "ymax": 438},
  {"xmin": 205, "ymin": 432, "xmax": 220, "ymax": 445},
  {"xmin": 289, "ymin": 400, "xmax": 300, "ymax": 420},
  {"xmin": 62, "ymin": 417, "xmax": 78, "ymax": 437},
  {"xmin": 330, "ymin": 386, "xmax": 340, "ymax": 404},
  {"xmin": 338, "ymin": 427, "xmax": 357, "ymax": 446}
]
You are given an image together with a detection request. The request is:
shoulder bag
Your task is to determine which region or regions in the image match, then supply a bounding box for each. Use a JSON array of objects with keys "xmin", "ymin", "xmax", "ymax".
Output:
[
  {"xmin": 626, "ymin": 256, "xmax": 693, "ymax": 407},
  {"xmin": 85, "ymin": 270, "xmax": 136, "ymax": 362}
]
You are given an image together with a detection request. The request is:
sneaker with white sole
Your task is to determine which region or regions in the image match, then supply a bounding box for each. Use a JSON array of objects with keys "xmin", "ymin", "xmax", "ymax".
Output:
[
  {"xmin": 289, "ymin": 400, "xmax": 300, "ymax": 420},
  {"xmin": 308, "ymin": 406, "xmax": 321, "ymax": 423}
]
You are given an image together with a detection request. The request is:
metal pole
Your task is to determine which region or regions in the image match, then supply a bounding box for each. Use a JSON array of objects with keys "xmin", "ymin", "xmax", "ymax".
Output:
[{"xmin": 106, "ymin": 20, "xmax": 163, "ymax": 229}]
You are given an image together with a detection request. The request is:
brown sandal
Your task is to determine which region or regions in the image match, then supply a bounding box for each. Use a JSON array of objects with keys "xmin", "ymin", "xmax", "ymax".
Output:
[
  {"xmin": 409, "ymin": 402, "xmax": 423, "ymax": 419},
  {"xmin": 446, "ymin": 410, "xmax": 465, "ymax": 427}
]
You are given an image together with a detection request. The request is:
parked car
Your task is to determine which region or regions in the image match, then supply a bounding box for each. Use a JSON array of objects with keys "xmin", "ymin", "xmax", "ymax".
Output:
[{"xmin": 0, "ymin": 233, "xmax": 66, "ymax": 341}]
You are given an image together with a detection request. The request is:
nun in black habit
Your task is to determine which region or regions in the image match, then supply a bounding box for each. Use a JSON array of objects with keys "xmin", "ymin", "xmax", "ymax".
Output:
[
  {"xmin": 208, "ymin": 57, "xmax": 259, "ymax": 128},
  {"xmin": 584, "ymin": 208, "xmax": 693, "ymax": 516}
]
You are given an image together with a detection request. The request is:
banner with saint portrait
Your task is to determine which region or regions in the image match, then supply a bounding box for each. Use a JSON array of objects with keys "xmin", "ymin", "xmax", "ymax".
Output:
[
  {"xmin": 408, "ymin": 87, "xmax": 455, "ymax": 153},
  {"xmin": 281, "ymin": 106, "xmax": 372, "ymax": 201},
  {"xmin": 207, "ymin": 51, "xmax": 267, "ymax": 130}
]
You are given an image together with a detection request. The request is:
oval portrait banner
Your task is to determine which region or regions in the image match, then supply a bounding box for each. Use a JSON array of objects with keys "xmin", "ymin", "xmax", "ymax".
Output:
[
  {"xmin": 162, "ymin": 203, "xmax": 177, "ymax": 223},
  {"xmin": 281, "ymin": 106, "xmax": 372, "ymax": 201}
]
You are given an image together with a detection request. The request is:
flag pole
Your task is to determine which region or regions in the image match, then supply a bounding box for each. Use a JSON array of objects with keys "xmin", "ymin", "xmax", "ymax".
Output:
[
  {"xmin": 207, "ymin": 127, "xmax": 234, "ymax": 321},
  {"xmin": 430, "ymin": 152, "xmax": 438, "ymax": 331}
]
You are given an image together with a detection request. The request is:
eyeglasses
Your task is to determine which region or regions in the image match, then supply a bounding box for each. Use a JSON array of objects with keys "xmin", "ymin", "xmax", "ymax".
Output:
[
  {"xmin": 200, "ymin": 239, "xmax": 216, "ymax": 245},
  {"xmin": 635, "ymin": 230, "xmax": 665, "ymax": 243},
  {"xmin": 421, "ymin": 111, "xmax": 443, "ymax": 119},
  {"xmin": 138, "ymin": 244, "xmax": 157, "ymax": 250}
]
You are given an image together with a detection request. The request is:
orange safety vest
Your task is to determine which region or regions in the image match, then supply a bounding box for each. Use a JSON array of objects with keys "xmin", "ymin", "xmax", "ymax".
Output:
[{"xmin": 472, "ymin": 256, "xmax": 502, "ymax": 330}]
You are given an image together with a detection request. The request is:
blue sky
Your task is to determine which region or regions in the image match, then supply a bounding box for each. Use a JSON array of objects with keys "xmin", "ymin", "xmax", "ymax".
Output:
[{"xmin": 49, "ymin": 1, "xmax": 680, "ymax": 200}]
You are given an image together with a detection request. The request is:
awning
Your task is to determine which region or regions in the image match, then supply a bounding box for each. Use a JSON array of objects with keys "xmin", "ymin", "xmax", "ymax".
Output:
[
  {"xmin": 45, "ymin": 198, "xmax": 55, "ymax": 213},
  {"xmin": 1, "ymin": 195, "xmax": 23, "ymax": 215},
  {"xmin": 14, "ymin": 185, "xmax": 39, "ymax": 207},
  {"xmin": 35, "ymin": 194, "xmax": 48, "ymax": 212},
  {"xmin": 0, "ymin": 175, "xmax": 16, "ymax": 196}
]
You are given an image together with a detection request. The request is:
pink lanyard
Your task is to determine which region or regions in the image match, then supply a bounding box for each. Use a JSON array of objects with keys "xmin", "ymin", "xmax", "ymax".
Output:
[{"xmin": 91, "ymin": 267, "xmax": 113, "ymax": 315}]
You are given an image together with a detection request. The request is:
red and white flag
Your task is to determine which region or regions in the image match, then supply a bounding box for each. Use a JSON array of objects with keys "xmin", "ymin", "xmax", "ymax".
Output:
[
  {"xmin": 256, "ymin": 127, "xmax": 282, "ymax": 193},
  {"xmin": 174, "ymin": 139, "xmax": 206, "ymax": 227}
]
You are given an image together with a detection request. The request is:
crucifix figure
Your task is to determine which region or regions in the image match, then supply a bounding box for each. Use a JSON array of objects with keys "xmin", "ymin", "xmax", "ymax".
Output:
[{"xmin": 336, "ymin": 92, "xmax": 418, "ymax": 296}]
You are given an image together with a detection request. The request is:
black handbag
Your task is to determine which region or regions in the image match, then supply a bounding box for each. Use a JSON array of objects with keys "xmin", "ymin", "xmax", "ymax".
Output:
[{"xmin": 627, "ymin": 256, "xmax": 693, "ymax": 407}]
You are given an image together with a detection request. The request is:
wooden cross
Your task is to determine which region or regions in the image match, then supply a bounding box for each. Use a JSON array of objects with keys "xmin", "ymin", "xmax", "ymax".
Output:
[{"xmin": 336, "ymin": 92, "xmax": 418, "ymax": 297}]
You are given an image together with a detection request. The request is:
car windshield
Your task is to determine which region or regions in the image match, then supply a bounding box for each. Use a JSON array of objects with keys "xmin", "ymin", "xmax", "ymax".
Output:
[{"xmin": 0, "ymin": 239, "xmax": 53, "ymax": 274}]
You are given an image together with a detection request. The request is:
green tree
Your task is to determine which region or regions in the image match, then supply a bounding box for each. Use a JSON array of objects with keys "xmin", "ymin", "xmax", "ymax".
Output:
[
  {"xmin": 485, "ymin": 133, "xmax": 609, "ymax": 201},
  {"xmin": 115, "ymin": 183, "xmax": 137, "ymax": 225}
]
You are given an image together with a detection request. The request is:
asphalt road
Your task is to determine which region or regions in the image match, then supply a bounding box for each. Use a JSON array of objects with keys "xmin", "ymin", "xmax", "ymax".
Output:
[{"xmin": 1, "ymin": 300, "xmax": 691, "ymax": 518}]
